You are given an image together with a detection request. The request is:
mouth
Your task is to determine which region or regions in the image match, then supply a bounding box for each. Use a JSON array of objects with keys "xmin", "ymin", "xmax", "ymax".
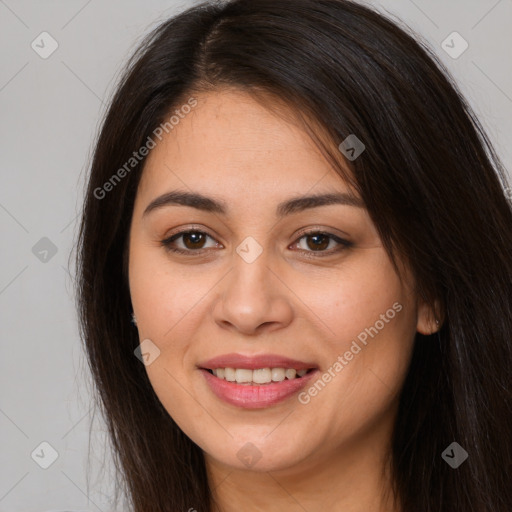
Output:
[
  {"xmin": 197, "ymin": 354, "xmax": 319, "ymax": 408},
  {"xmin": 202, "ymin": 367, "xmax": 316, "ymax": 384}
]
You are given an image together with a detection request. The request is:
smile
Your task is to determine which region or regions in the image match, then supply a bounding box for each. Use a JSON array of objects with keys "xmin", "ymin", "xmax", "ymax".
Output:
[
  {"xmin": 199, "ymin": 368, "xmax": 318, "ymax": 409},
  {"xmin": 206, "ymin": 367, "xmax": 312, "ymax": 384}
]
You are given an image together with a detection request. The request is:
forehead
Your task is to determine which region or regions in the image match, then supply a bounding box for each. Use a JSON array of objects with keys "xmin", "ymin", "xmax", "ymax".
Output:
[{"xmin": 138, "ymin": 88, "xmax": 354, "ymax": 198}]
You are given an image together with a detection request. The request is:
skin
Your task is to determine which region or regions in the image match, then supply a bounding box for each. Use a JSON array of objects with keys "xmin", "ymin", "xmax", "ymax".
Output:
[{"xmin": 128, "ymin": 88, "xmax": 439, "ymax": 511}]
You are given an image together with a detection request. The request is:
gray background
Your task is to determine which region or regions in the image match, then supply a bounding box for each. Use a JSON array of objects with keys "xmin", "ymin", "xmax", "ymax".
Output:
[{"xmin": 1, "ymin": 0, "xmax": 511, "ymax": 511}]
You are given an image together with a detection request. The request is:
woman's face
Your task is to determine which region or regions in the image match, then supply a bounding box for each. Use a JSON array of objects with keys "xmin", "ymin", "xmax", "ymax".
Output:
[{"xmin": 128, "ymin": 88, "xmax": 435, "ymax": 474}]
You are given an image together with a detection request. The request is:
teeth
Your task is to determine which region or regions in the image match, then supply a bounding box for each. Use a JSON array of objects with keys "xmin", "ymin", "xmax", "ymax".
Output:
[
  {"xmin": 285, "ymin": 368, "xmax": 296, "ymax": 379},
  {"xmin": 224, "ymin": 368, "xmax": 236, "ymax": 381},
  {"xmin": 253, "ymin": 368, "xmax": 272, "ymax": 384},
  {"xmin": 210, "ymin": 367, "xmax": 310, "ymax": 384},
  {"xmin": 271, "ymin": 368, "xmax": 285, "ymax": 382},
  {"xmin": 235, "ymin": 368, "xmax": 253, "ymax": 383}
]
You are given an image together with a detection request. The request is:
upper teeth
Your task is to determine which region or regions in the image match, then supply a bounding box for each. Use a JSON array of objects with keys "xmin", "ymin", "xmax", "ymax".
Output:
[{"xmin": 211, "ymin": 367, "xmax": 308, "ymax": 384}]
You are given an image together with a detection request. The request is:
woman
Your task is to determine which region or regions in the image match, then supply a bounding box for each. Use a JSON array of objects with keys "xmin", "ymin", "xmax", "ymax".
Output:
[{"xmin": 75, "ymin": 0, "xmax": 512, "ymax": 510}]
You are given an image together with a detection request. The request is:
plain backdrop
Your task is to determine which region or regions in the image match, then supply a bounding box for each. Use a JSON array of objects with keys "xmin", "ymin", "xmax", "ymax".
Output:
[{"xmin": 1, "ymin": 0, "xmax": 511, "ymax": 510}]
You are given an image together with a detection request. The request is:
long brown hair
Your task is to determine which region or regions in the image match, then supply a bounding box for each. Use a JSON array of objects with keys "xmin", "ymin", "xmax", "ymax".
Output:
[{"xmin": 75, "ymin": 0, "xmax": 512, "ymax": 510}]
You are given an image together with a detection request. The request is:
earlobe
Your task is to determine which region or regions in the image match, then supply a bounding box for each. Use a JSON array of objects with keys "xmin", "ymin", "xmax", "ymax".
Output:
[{"xmin": 416, "ymin": 298, "xmax": 442, "ymax": 335}]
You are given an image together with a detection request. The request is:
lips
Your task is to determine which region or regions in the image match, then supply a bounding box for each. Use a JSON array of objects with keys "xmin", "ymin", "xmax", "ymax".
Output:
[
  {"xmin": 197, "ymin": 353, "xmax": 318, "ymax": 371},
  {"xmin": 197, "ymin": 353, "xmax": 319, "ymax": 408}
]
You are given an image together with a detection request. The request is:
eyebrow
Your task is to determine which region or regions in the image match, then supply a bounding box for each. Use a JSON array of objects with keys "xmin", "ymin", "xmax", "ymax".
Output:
[{"xmin": 142, "ymin": 189, "xmax": 365, "ymax": 218}]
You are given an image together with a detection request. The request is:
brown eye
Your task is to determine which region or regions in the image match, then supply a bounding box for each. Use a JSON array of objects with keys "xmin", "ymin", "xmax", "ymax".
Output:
[
  {"xmin": 161, "ymin": 230, "xmax": 220, "ymax": 255},
  {"xmin": 181, "ymin": 232, "xmax": 207, "ymax": 249},
  {"xmin": 293, "ymin": 231, "xmax": 351, "ymax": 255},
  {"xmin": 303, "ymin": 233, "xmax": 331, "ymax": 251},
  {"xmin": 161, "ymin": 229, "xmax": 351, "ymax": 258}
]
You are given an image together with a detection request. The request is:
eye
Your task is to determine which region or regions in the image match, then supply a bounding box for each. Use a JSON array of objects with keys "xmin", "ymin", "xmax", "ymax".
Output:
[
  {"xmin": 160, "ymin": 230, "xmax": 221, "ymax": 255},
  {"xmin": 291, "ymin": 230, "xmax": 353, "ymax": 258},
  {"xmin": 160, "ymin": 228, "xmax": 352, "ymax": 257}
]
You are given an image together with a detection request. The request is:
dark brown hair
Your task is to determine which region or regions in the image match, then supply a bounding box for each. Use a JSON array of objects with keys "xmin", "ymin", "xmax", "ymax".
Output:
[{"xmin": 75, "ymin": 0, "xmax": 512, "ymax": 510}]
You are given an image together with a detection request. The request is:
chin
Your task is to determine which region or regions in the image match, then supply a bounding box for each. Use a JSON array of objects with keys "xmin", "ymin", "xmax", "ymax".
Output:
[{"xmin": 202, "ymin": 432, "xmax": 318, "ymax": 473}]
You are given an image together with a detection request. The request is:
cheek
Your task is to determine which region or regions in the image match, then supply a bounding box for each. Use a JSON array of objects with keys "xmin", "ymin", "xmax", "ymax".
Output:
[
  {"xmin": 295, "ymin": 248, "xmax": 408, "ymax": 345},
  {"xmin": 128, "ymin": 244, "xmax": 223, "ymax": 411},
  {"xmin": 293, "ymin": 250, "xmax": 416, "ymax": 418},
  {"xmin": 129, "ymin": 241, "xmax": 210, "ymax": 338},
  {"xmin": 128, "ymin": 245, "xmax": 212, "ymax": 436}
]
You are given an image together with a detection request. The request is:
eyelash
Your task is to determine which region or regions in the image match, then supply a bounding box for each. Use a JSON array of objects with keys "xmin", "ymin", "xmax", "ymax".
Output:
[{"xmin": 160, "ymin": 228, "xmax": 353, "ymax": 259}]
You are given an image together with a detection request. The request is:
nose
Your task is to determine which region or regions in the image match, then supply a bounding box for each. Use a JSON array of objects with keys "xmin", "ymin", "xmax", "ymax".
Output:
[{"xmin": 212, "ymin": 248, "xmax": 294, "ymax": 336}]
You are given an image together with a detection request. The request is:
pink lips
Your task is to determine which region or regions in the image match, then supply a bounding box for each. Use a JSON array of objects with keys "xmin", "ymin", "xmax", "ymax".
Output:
[
  {"xmin": 198, "ymin": 353, "xmax": 317, "ymax": 371},
  {"xmin": 197, "ymin": 353, "xmax": 319, "ymax": 409}
]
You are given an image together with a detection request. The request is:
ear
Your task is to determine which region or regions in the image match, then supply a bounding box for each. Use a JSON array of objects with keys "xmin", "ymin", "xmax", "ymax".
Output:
[{"xmin": 416, "ymin": 297, "xmax": 442, "ymax": 335}]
